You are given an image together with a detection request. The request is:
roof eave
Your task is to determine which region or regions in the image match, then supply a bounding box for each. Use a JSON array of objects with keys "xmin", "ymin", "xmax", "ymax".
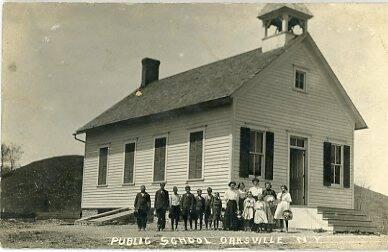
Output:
[{"xmin": 74, "ymin": 96, "xmax": 233, "ymax": 135}]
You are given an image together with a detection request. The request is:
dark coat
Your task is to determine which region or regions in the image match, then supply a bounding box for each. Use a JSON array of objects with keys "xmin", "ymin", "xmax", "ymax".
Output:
[
  {"xmin": 154, "ymin": 189, "xmax": 169, "ymax": 210},
  {"xmin": 180, "ymin": 192, "xmax": 195, "ymax": 211},
  {"xmin": 194, "ymin": 195, "xmax": 206, "ymax": 213},
  {"xmin": 262, "ymin": 189, "xmax": 277, "ymax": 199},
  {"xmin": 134, "ymin": 192, "xmax": 151, "ymax": 211}
]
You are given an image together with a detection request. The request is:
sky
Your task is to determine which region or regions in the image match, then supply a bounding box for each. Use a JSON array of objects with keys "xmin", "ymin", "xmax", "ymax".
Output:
[{"xmin": 2, "ymin": 3, "xmax": 388, "ymax": 195}]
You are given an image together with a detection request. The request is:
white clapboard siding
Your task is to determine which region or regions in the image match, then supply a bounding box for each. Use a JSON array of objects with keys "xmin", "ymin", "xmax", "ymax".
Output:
[
  {"xmin": 81, "ymin": 106, "xmax": 232, "ymax": 209},
  {"xmin": 231, "ymin": 41, "xmax": 355, "ymax": 209}
]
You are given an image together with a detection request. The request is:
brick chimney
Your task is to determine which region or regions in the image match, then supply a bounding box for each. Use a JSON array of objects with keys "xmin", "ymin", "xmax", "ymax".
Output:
[{"xmin": 141, "ymin": 58, "xmax": 160, "ymax": 88}]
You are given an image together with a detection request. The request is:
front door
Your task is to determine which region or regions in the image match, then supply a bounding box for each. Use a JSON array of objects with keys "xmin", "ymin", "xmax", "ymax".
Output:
[{"xmin": 289, "ymin": 137, "xmax": 307, "ymax": 205}]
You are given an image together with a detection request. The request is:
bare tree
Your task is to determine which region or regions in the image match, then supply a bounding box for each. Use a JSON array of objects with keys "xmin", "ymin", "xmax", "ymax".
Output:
[{"xmin": 1, "ymin": 143, "xmax": 23, "ymax": 173}]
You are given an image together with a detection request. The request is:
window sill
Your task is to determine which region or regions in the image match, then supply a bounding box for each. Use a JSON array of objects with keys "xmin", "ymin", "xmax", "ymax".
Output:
[
  {"xmin": 292, "ymin": 87, "xmax": 307, "ymax": 94},
  {"xmin": 97, "ymin": 184, "xmax": 108, "ymax": 188},
  {"xmin": 325, "ymin": 184, "xmax": 348, "ymax": 190},
  {"xmin": 122, "ymin": 183, "xmax": 135, "ymax": 186},
  {"xmin": 152, "ymin": 181, "xmax": 167, "ymax": 185},
  {"xmin": 186, "ymin": 178, "xmax": 205, "ymax": 183}
]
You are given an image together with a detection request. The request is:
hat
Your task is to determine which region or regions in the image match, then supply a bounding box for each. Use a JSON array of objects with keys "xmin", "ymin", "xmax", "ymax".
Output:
[
  {"xmin": 228, "ymin": 181, "xmax": 237, "ymax": 187},
  {"xmin": 252, "ymin": 177, "xmax": 260, "ymax": 183},
  {"xmin": 185, "ymin": 185, "xmax": 191, "ymax": 190}
]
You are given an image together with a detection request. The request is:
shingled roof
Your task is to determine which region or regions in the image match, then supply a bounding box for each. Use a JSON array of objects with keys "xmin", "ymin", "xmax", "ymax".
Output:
[{"xmin": 76, "ymin": 44, "xmax": 288, "ymax": 133}]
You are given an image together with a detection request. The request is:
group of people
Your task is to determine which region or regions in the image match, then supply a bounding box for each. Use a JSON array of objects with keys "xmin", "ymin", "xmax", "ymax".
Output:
[
  {"xmin": 133, "ymin": 178, "xmax": 292, "ymax": 232},
  {"xmin": 224, "ymin": 178, "xmax": 292, "ymax": 233}
]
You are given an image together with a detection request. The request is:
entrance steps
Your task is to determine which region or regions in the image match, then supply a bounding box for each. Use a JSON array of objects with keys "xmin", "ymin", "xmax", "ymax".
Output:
[
  {"xmin": 74, "ymin": 207, "xmax": 134, "ymax": 226},
  {"xmin": 317, "ymin": 207, "xmax": 378, "ymax": 234}
]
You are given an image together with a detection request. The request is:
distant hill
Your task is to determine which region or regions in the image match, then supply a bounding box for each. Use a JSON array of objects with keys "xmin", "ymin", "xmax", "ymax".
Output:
[
  {"xmin": 354, "ymin": 185, "xmax": 388, "ymax": 234},
  {"xmin": 1, "ymin": 155, "xmax": 83, "ymax": 218}
]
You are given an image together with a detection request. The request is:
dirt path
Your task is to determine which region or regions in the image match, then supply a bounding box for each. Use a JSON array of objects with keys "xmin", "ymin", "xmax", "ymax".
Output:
[{"xmin": 1, "ymin": 220, "xmax": 387, "ymax": 249}]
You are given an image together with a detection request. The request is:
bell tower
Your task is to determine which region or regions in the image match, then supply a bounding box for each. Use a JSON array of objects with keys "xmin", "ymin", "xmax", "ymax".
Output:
[{"xmin": 258, "ymin": 4, "xmax": 313, "ymax": 52}]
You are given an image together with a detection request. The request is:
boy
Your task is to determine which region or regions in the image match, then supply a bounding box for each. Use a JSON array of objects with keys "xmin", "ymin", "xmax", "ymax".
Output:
[
  {"xmin": 211, "ymin": 192, "xmax": 222, "ymax": 230},
  {"xmin": 169, "ymin": 186, "xmax": 181, "ymax": 231},
  {"xmin": 204, "ymin": 187, "xmax": 214, "ymax": 229},
  {"xmin": 134, "ymin": 185, "xmax": 151, "ymax": 231},
  {"xmin": 154, "ymin": 182, "xmax": 169, "ymax": 231},
  {"xmin": 194, "ymin": 189, "xmax": 205, "ymax": 230},
  {"xmin": 180, "ymin": 185, "xmax": 195, "ymax": 230}
]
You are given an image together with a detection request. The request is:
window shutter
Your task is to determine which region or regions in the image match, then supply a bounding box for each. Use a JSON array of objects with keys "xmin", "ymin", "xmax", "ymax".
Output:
[
  {"xmin": 124, "ymin": 143, "xmax": 135, "ymax": 184},
  {"xmin": 195, "ymin": 133, "xmax": 203, "ymax": 179},
  {"xmin": 239, "ymin": 127, "xmax": 250, "ymax": 178},
  {"xmin": 265, "ymin": 132, "xmax": 274, "ymax": 180},
  {"xmin": 343, "ymin": 145, "xmax": 351, "ymax": 188},
  {"xmin": 323, "ymin": 142, "xmax": 332, "ymax": 186},
  {"xmin": 98, "ymin": 147, "xmax": 108, "ymax": 185}
]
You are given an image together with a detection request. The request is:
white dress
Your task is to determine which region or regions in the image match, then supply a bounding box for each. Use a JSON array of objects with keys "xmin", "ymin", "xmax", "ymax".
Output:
[
  {"xmin": 274, "ymin": 192, "xmax": 292, "ymax": 220},
  {"xmin": 249, "ymin": 186, "xmax": 263, "ymax": 198},
  {"xmin": 242, "ymin": 198, "xmax": 255, "ymax": 220},
  {"xmin": 254, "ymin": 201, "xmax": 268, "ymax": 224}
]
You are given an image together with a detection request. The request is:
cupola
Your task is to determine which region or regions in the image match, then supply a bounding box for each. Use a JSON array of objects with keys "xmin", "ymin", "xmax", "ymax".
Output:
[{"xmin": 258, "ymin": 4, "xmax": 313, "ymax": 52}]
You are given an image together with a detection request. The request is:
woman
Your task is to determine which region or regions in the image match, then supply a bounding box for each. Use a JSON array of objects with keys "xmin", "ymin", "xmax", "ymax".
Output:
[
  {"xmin": 249, "ymin": 177, "xmax": 263, "ymax": 200},
  {"xmin": 262, "ymin": 182, "xmax": 277, "ymax": 232},
  {"xmin": 223, "ymin": 181, "xmax": 240, "ymax": 231},
  {"xmin": 237, "ymin": 182, "xmax": 247, "ymax": 230},
  {"xmin": 274, "ymin": 185, "xmax": 292, "ymax": 232}
]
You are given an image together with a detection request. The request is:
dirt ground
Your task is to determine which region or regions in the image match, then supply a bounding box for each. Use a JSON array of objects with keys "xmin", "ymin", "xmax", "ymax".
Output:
[{"xmin": 0, "ymin": 219, "xmax": 387, "ymax": 249}]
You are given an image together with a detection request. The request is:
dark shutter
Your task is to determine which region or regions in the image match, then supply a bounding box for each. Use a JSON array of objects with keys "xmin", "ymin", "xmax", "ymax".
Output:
[
  {"xmin": 323, "ymin": 142, "xmax": 332, "ymax": 186},
  {"xmin": 98, "ymin": 147, "xmax": 108, "ymax": 185},
  {"xmin": 154, "ymin": 137, "xmax": 166, "ymax": 181},
  {"xmin": 189, "ymin": 131, "xmax": 203, "ymax": 179},
  {"xmin": 343, "ymin": 145, "xmax": 351, "ymax": 188},
  {"xmin": 123, "ymin": 143, "xmax": 135, "ymax": 184},
  {"xmin": 265, "ymin": 132, "xmax": 274, "ymax": 180},
  {"xmin": 239, "ymin": 127, "xmax": 250, "ymax": 178}
]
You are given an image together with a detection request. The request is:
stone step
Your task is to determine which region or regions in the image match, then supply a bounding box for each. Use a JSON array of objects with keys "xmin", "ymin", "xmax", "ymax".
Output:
[
  {"xmin": 89, "ymin": 210, "xmax": 134, "ymax": 226},
  {"xmin": 333, "ymin": 225, "xmax": 378, "ymax": 234},
  {"xmin": 317, "ymin": 207, "xmax": 363, "ymax": 215},
  {"xmin": 328, "ymin": 219, "xmax": 374, "ymax": 228}
]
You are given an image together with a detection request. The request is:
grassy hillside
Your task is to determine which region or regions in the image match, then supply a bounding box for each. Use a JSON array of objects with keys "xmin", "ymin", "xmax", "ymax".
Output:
[
  {"xmin": 354, "ymin": 185, "xmax": 388, "ymax": 234},
  {"xmin": 1, "ymin": 155, "xmax": 83, "ymax": 218}
]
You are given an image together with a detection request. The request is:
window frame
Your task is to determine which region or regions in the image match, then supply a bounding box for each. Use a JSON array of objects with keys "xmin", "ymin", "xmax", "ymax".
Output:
[
  {"xmin": 152, "ymin": 134, "xmax": 168, "ymax": 183},
  {"xmin": 186, "ymin": 127, "xmax": 206, "ymax": 182},
  {"xmin": 97, "ymin": 144, "xmax": 110, "ymax": 187},
  {"xmin": 293, "ymin": 65, "xmax": 308, "ymax": 93},
  {"xmin": 248, "ymin": 129, "xmax": 266, "ymax": 178},
  {"xmin": 330, "ymin": 143, "xmax": 344, "ymax": 187},
  {"xmin": 122, "ymin": 139, "xmax": 137, "ymax": 186}
]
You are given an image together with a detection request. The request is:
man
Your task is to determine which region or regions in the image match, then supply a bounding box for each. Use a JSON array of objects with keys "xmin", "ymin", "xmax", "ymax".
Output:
[
  {"xmin": 204, "ymin": 187, "xmax": 214, "ymax": 229},
  {"xmin": 154, "ymin": 182, "xmax": 169, "ymax": 231},
  {"xmin": 134, "ymin": 185, "xmax": 151, "ymax": 231},
  {"xmin": 194, "ymin": 189, "xmax": 205, "ymax": 230},
  {"xmin": 180, "ymin": 185, "xmax": 195, "ymax": 230}
]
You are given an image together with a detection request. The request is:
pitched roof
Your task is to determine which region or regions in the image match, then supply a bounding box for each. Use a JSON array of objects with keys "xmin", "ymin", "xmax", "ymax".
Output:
[
  {"xmin": 76, "ymin": 44, "xmax": 286, "ymax": 133},
  {"xmin": 258, "ymin": 3, "xmax": 313, "ymax": 18}
]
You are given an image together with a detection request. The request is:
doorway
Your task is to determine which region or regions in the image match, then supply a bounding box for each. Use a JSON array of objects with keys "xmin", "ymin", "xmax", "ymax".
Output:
[{"xmin": 289, "ymin": 136, "xmax": 307, "ymax": 205}]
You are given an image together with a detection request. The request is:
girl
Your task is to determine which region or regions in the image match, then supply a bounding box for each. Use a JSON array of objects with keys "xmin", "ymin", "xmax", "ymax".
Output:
[
  {"xmin": 274, "ymin": 185, "xmax": 292, "ymax": 232},
  {"xmin": 242, "ymin": 191, "xmax": 255, "ymax": 231},
  {"xmin": 238, "ymin": 182, "xmax": 247, "ymax": 230},
  {"xmin": 254, "ymin": 195, "xmax": 268, "ymax": 232}
]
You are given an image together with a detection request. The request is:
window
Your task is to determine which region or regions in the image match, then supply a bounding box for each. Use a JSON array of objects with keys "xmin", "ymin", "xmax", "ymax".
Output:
[
  {"xmin": 189, "ymin": 131, "xmax": 204, "ymax": 180},
  {"xmin": 98, "ymin": 147, "xmax": 108, "ymax": 185},
  {"xmin": 123, "ymin": 142, "xmax": 135, "ymax": 184},
  {"xmin": 330, "ymin": 144, "xmax": 342, "ymax": 185},
  {"xmin": 290, "ymin": 137, "xmax": 305, "ymax": 148},
  {"xmin": 249, "ymin": 131, "xmax": 265, "ymax": 177},
  {"xmin": 294, "ymin": 70, "xmax": 306, "ymax": 91},
  {"xmin": 153, "ymin": 137, "xmax": 166, "ymax": 182}
]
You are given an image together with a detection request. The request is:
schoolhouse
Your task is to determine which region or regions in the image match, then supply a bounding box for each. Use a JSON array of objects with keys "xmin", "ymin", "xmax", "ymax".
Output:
[{"xmin": 75, "ymin": 4, "xmax": 371, "ymax": 231}]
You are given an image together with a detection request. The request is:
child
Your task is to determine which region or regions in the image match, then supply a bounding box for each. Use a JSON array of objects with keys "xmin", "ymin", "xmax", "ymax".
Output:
[
  {"xmin": 211, "ymin": 192, "xmax": 222, "ymax": 230},
  {"xmin": 242, "ymin": 191, "xmax": 255, "ymax": 231},
  {"xmin": 180, "ymin": 186, "xmax": 195, "ymax": 230},
  {"xmin": 169, "ymin": 186, "xmax": 181, "ymax": 231},
  {"xmin": 204, "ymin": 187, "xmax": 214, "ymax": 230},
  {"xmin": 254, "ymin": 195, "xmax": 268, "ymax": 232},
  {"xmin": 274, "ymin": 185, "xmax": 292, "ymax": 232},
  {"xmin": 194, "ymin": 189, "xmax": 205, "ymax": 230}
]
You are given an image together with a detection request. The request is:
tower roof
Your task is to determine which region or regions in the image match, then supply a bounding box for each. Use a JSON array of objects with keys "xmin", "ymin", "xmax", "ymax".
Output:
[{"xmin": 258, "ymin": 3, "xmax": 313, "ymax": 20}]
